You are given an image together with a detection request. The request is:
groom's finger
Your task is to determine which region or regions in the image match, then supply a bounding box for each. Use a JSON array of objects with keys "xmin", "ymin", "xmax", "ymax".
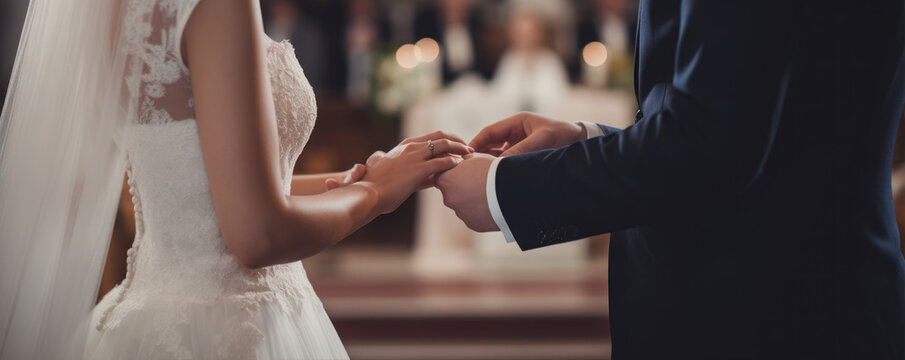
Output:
[
  {"xmin": 486, "ymin": 141, "xmax": 509, "ymax": 157},
  {"xmin": 500, "ymin": 132, "xmax": 553, "ymax": 157},
  {"xmin": 469, "ymin": 117, "xmax": 526, "ymax": 152},
  {"xmin": 485, "ymin": 141, "xmax": 506, "ymax": 149},
  {"xmin": 486, "ymin": 148, "xmax": 504, "ymax": 157}
]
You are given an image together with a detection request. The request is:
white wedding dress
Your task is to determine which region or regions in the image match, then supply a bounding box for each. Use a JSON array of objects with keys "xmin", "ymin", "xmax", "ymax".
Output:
[{"xmin": 84, "ymin": 0, "xmax": 349, "ymax": 358}]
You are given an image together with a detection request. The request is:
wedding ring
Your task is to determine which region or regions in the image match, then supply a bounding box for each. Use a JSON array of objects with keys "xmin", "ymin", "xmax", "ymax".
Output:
[{"xmin": 428, "ymin": 140, "xmax": 435, "ymax": 157}]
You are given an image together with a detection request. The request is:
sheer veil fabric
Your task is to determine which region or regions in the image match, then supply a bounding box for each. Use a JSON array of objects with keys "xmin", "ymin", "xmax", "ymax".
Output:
[{"xmin": 0, "ymin": 0, "xmax": 131, "ymax": 358}]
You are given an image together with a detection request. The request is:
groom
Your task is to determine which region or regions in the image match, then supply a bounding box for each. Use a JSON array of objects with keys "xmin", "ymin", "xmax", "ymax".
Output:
[{"xmin": 435, "ymin": 1, "xmax": 905, "ymax": 359}]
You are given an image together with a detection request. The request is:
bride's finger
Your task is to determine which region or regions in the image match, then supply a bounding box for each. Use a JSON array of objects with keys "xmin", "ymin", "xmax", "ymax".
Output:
[
  {"xmin": 402, "ymin": 130, "xmax": 466, "ymax": 145},
  {"xmin": 366, "ymin": 151, "xmax": 385, "ymax": 166},
  {"xmin": 326, "ymin": 164, "xmax": 366, "ymax": 190},
  {"xmin": 416, "ymin": 139, "xmax": 472, "ymax": 159},
  {"xmin": 325, "ymin": 178, "xmax": 340, "ymax": 190},
  {"xmin": 347, "ymin": 164, "xmax": 366, "ymax": 182}
]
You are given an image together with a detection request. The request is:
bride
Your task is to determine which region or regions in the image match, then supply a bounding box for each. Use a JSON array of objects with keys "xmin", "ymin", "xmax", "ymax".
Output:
[{"xmin": 0, "ymin": 0, "xmax": 470, "ymax": 358}]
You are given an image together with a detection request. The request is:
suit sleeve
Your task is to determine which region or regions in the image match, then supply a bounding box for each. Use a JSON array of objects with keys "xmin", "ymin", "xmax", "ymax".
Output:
[{"xmin": 495, "ymin": 2, "xmax": 798, "ymax": 250}]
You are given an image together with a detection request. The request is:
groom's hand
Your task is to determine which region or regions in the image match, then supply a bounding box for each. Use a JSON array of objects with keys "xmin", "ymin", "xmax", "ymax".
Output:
[
  {"xmin": 469, "ymin": 112, "xmax": 585, "ymax": 157},
  {"xmin": 435, "ymin": 153, "xmax": 499, "ymax": 232}
]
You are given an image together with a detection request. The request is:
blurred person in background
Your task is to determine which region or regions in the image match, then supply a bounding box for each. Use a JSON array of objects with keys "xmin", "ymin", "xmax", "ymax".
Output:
[
  {"xmin": 407, "ymin": 0, "xmax": 575, "ymax": 277},
  {"xmin": 264, "ymin": 0, "xmax": 328, "ymax": 89},
  {"xmin": 344, "ymin": 0, "xmax": 390, "ymax": 105},
  {"xmin": 577, "ymin": 0, "xmax": 635, "ymax": 62},
  {"xmin": 415, "ymin": 0, "xmax": 486, "ymax": 84},
  {"xmin": 489, "ymin": 1, "xmax": 570, "ymax": 117}
]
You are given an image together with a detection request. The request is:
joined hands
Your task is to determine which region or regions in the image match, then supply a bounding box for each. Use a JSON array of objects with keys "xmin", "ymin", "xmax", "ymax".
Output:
[
  {"xmin": 328, "ymin": 131, "xmax": 473, "ymax": 216},
  {"xmin": 330, "ymin": 112, "xmax": 582, "ymax": 233},
  {"xmin": 436, "ymin": 112, "xmax": 585, "ymax": 232}
]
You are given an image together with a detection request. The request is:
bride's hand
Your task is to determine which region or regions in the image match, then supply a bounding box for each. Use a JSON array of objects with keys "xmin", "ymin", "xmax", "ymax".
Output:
[
  {"xmin": 359, "ymin": 131, "xmax": 472, "ymax": 215},
  {"xmin": 325, "ymin": 163, "xmax": 367, "ymax": 190},
  {"xmin": 323, "ymin": 149, "xmax": 394, "ymax": 190}
]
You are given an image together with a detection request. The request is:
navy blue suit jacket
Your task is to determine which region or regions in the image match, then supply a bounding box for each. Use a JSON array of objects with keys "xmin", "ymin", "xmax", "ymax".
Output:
[{"xmin": 494, "ymin": 1, "xmax": 905, "ymax": 358}]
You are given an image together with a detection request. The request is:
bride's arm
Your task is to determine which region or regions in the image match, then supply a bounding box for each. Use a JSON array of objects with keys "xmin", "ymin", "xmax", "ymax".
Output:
[
  {"xmin": 291, "ymin": 171, "xmax": 353, "ymax": 196},
  {"xmin": 183, "ymin": 0, "xmax": 467, "ymax": 269}
]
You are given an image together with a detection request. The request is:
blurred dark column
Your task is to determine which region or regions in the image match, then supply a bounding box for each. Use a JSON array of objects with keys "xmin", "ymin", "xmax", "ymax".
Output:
[
  {"xmin": 1, "ymin": 0, "xmax": 28, "ymax": 108},
  {"xmin": 894, "ymin": 107, "xmax": 905, "ymax": 258},
  {"xmin": 413, "ymin": 0, "xmax": 490, "ymax": 84},
  {"xmin": 261, "ymin": 0, "xmax": 348, "ymax": 93}
]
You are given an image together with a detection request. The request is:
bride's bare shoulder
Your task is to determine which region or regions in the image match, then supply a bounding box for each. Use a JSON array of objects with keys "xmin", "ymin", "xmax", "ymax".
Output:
[
  {"xmin": 182, "ymin": 0, "xmax": 263, "ymax": 35},
  {"xmin": 180, "ymin": 0, "xmax": 265, "ymax": 66}
]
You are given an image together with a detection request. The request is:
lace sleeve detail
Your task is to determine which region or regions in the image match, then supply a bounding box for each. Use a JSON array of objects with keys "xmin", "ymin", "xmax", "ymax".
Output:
[{"xmin": 124, "ymin": 0, "xmax": 202, "ymax": 125}]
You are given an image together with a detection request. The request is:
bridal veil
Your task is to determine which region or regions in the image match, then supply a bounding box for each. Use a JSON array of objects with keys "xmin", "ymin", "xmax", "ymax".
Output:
[{"xmin": 0, "ymin": 0, "xmax": 132, "ymax": 357}]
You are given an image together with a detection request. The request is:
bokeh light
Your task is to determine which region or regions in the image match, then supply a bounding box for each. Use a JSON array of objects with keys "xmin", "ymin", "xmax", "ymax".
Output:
[
  {"xmin": 395, "ymin": 44, "xmax": 422, "ymax": 69},
  {"xmin": 414, "ymin": 38, "xmax": 440, "ymax": 63},
  {"xmin": 582, "ymin": 41, "xmax": 608, "ymax": 67}
]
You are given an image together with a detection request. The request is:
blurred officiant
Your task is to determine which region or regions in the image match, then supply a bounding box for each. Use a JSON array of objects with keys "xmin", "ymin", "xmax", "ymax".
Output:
[
  {"xmin": 264, "ymin": 0, "xmax": 328, "ymax": 89},
  {"xmin": 489, "ymin": 2, "xmax": 570, "ymax": 118}
]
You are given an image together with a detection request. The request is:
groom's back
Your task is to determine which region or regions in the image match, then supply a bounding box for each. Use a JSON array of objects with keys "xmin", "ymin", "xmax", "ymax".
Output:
[{"xmin": 609, "ymin": 1, "xmax": 905, "ymax": 359}]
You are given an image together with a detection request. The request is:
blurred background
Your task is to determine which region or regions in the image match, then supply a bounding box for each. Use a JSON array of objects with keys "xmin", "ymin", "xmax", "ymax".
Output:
[{"xmin": 2, "ymin": 1, "xmax": 904, "ymax": 359}]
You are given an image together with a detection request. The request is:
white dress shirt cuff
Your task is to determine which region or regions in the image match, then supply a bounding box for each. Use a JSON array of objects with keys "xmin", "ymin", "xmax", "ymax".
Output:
[
  {"xmin": 578, "ymin": 121, "xmax": 606, "ymax": 138},
  {"xmin": 485, "ymin": 123, "xmax": 602, "ymax": 244},
  {"xmin": 486, "ymin": 157, "xmax": 517, "ymax": 243}
]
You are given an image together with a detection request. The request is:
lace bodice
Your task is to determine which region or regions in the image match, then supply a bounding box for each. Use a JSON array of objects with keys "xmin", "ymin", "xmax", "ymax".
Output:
[
  {"xmin": 94, "ymin": 0, "xmax": 320, "ymax": 346},
  {"xmin": 123, "ymin": 0, "xmax": 199, "ymax": 125}
]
